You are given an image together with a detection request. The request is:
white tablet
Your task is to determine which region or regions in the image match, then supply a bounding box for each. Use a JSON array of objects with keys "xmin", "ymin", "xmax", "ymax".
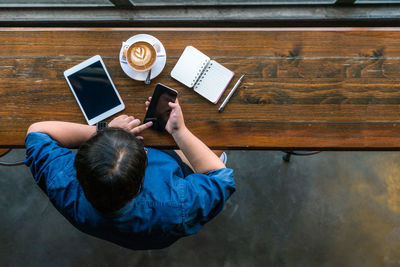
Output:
[{"xmin": 64, "ymin": 55, "xmax": 125, "ymax": 125}]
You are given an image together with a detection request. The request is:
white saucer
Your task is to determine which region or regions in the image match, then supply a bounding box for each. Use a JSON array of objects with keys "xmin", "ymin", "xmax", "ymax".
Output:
[{"xmin": 119, "ymin": 34, "xmax": 167, "ymax": 81}]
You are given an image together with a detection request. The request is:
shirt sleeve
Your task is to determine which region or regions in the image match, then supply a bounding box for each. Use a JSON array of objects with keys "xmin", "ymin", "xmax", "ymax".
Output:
[
  {"xmin": 24, "ymin": 132, "xmax": 75, "ymax": 194},
  {"xmin": 180, "ymin": 168, "xmax": 235, "ymax": 234}
]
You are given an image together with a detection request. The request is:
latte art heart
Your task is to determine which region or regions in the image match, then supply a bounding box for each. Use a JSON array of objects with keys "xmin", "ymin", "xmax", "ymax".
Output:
[
  {"xmin": 134, "ymin": 47, "xmax": 145, "ymax": 59},
  {"xmin": 126, "ymin": 41, "xmax": 157, "ymax": 71}
]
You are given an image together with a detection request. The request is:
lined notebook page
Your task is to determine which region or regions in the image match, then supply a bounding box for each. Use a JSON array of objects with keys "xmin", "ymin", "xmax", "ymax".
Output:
[
  {"xmin": 171, "ymin": 46, "xmax": 210, "ymax": 88},
  {"xmin": 194, "ymin": 60, "xmax": 234, "ymax": 104}
]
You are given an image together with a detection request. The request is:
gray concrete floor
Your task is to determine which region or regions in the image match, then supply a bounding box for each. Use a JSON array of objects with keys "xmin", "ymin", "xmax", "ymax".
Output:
[{"xmin": 1, "ymin": 149, "xmax": 400, "ymax": 266}]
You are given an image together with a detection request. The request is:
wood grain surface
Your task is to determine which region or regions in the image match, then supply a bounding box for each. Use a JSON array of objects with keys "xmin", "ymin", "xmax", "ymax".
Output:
[{"xmin": 2, "ymin": 27, "xmax": 400, "ymax": 149}]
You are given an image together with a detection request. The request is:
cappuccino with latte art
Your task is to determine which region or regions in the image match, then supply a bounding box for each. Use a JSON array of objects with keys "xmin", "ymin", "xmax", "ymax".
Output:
[{"xmin": 123, "ymin": 41, "xmax": 157, "ymax": 71}]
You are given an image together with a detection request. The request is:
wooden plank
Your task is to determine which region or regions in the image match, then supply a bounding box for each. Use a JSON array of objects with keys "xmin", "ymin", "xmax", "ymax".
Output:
[{"xmin": 3, "ymin": 28, "xmax": 400, "ymax": 149}]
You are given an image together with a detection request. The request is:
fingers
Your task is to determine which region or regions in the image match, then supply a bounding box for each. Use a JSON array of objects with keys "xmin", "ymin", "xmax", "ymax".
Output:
[
  {"xmin": 127, "ymin": 118, "xmax": 141, "ymax": 128},
  {"xmin": 127, "ymin": 115, "xmax": 138, "ymax": 121},
  {"xmin": 145, "ymin": 96, "xmax": 152, "ymax": 111},
  {"xmin": 144, "ymin": 97, "xmax": 152, "ymax": 106},
  {"xmin": 168, "ymin": 101, "xmax": 178, "ymax": 108},
  {"xmin": 169, "ymin": 98, "xmax": 179, "ymax": 107},
  {"xmin": 131, "ymin": 121, "xmax": 153, "ymax": 135}
]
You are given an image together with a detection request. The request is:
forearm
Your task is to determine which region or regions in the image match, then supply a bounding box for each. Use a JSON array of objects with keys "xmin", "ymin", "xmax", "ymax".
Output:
[
  {"xmin": 172, "ymin": 127, "xmax": 225, "ymax": 174},
  {"xmin": 27, "ymin": 121, "xmax": 96, "ymax": 148}
]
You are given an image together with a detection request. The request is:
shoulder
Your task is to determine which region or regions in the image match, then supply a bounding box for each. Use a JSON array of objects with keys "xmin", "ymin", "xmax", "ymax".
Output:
[
  {"xmin": 145, "ymin": 148, "xmax": 188, "ymax": 177},
  {"xmin": 25, "ymin": 131, "xmax": 55, "ymax": 147},
  {"xmin": 25, "ymin": 131, "xmax": 74, "ymax": 164},
  {"xmin": 180, "ymin": 168, "xmax": 236, "ymax": 205},
  {"xmin": 184, "ymin": 168, "xmax": 235, "ymax": 189},
  {"xmin": 25, "ymin": 132, "xmax": 90, "ymax": 221},
  {"xmin": 175, "ymin": 168, "xmax": 235, "ymax": 234},
  {"xmin": 25, "ymin": 132, "xmax": 76, "ymax": 190},
  {"xmin": 25, "ymin": 131, "xmax": 74, "ymax": 161}
]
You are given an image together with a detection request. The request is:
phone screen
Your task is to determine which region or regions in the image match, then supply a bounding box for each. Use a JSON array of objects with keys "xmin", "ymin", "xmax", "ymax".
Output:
[{"xmin": 144, "ymin": 83, "xmax": 178, "ymax": 131}]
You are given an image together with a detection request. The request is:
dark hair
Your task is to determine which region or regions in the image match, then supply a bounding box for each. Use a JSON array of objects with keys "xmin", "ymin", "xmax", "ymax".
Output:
[{"xmin": 74, "ymin": 127, "xmax": 147, "ymax": 213}]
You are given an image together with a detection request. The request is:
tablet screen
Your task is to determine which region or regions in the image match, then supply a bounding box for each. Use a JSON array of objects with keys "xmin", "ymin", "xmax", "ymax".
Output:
[{"xmin": 66, "ymin": 61, "xmax": 122, "ymax": 120}]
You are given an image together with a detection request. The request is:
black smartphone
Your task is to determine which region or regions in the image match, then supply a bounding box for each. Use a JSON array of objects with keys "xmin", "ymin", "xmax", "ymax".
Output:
[{"xmin": 144, "ymin": 83, "xmax": 178, "ymax": 131}]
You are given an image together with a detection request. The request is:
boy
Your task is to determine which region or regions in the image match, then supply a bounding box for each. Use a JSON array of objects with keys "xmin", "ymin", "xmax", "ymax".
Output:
[{"xmin": 25, "ymin": 98, "xmax": 235, "ymax": 249}]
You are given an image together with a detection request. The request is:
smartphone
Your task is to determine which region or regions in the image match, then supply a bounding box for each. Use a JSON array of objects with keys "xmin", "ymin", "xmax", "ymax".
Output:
[{"xmin": 144, "ymin": 83, "xmax": 178, "ymax": 131}]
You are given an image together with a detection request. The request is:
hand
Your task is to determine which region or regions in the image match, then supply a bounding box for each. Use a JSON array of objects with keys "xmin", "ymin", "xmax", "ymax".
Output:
[
  {"xmin": 145, "ymin": 97, "xmax": 186, "ymax": 135},
  {"xmin": 109, "ymin": 114, "xmax": 152, "ymax": 139},
  {"xmin": 165, "ymin": 98, "xmax": 186, "ymax": 136}
]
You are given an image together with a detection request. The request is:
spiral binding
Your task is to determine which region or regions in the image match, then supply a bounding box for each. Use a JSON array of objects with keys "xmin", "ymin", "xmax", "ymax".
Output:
[
  {"xmin": 191, "ymin": 59, "xmax": 210, "ymax": 87},
  {"xmin": 194, "ymin": 61, "xmax": 213, "ymax": 89}
]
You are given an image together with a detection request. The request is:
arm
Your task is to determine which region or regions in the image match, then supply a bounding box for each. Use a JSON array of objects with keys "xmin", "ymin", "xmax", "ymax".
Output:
[
  {"xmin": 151, "ymin": 98, "xmax": 225, "ymax": 173},
  {"xmin": 171, "ymin": 125, "xmax": 225, "ymax": 174},
  {"xmin": 27, "ymin": 121, "xmax": 96, "ymax": 148},
  {"xmin": 26, "ymin": 115, "xmax": 152, "ymax": 148}
]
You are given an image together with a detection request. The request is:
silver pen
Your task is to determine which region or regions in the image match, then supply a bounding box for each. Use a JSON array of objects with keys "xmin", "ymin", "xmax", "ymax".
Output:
[{"xmin": 218, "ymin": 75, "xmax": 245, "ymax": 112}]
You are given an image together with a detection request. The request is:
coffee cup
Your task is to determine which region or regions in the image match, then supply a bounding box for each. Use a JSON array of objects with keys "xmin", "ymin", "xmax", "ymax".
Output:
[{"xmin": 123, "ymin": 41, "xmax": 159, "ymax": 72}]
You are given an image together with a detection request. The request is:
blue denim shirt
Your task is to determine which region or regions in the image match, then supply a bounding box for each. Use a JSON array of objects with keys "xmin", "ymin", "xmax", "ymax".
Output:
[{"xmin": 24, "ymin": 132, "xmax": 235, "ymax": 250}]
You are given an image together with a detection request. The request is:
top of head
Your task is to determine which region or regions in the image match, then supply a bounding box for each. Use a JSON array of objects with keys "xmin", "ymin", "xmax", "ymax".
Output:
[
  {"xmin": 74, "ymin": 128, "xmax": 148, "ymax": 213},
  {"xmin": 127, "ymin": 41, "xmax": 157, "ymax": 71}
]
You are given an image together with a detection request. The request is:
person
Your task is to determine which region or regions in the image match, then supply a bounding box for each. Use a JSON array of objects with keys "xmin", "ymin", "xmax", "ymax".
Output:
[{"xmin": 24, "ymin": 97, "xmax": 235, "ymax": 250}]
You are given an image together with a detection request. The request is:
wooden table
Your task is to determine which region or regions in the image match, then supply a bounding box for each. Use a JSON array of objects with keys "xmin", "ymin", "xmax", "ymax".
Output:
[{"xmin": 2, "ymin": 27, "xmax": 400, "ymax": 150}]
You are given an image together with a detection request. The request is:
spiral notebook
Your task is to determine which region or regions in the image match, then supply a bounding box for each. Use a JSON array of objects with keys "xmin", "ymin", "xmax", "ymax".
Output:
[{"xmin": 171, "ymin": 46, "xmax": 234, "ymax": 104}]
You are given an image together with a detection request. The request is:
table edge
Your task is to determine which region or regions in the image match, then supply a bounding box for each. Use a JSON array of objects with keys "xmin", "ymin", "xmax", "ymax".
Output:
[{"xmin": 2, "ymin": 27, "xmax": 400, "ymax": 32}]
